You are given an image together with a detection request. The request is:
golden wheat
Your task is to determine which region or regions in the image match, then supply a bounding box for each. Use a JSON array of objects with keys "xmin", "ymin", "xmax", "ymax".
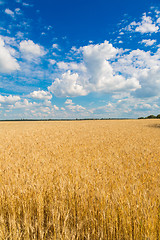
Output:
[{"xmin": 0, "ymin": 119, "xmax": 160, "ymax": 239}]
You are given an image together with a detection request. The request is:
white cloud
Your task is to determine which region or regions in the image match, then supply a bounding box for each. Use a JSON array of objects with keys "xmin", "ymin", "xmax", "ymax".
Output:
[
  {"xmin": 126, "ymin": 13, "xmax": 159, "ymax": 33},
  {"xmin": 65, "ymin": 99, "xmax": 74, "ymax": 105},
  {"xmin": 157, "ymin": 17, "xmax": 160, "ymax": 24},
  {"xmin": 136, "ymin": 14, "xmax": 158, "ymax": 33},
  {"xmin": 66, "ymin": 104, "xmax": 86, "ymax": 112},
  {"xmin": 15, "ymin": 8, "xmax": 22, "ymax": 15},
  {"xmin": 89, "ymin": 96, "xmax": 160, "ymax": 117},
  {"xmin": 48, "ymin": 70, "xmax": 88, "ymax": 97},
  {"xmin": 30, "ymin": 90, "xmax": 52, "ymax": 100},
  {"xmin": 54, "ymin": 105, "xmax": 59, "ymax": 110},
  {"xmin": 11, "ymin": 99, "xmax": 37, "ymax": 109},
  {"xmin": 47, "ymin": 26, "xmax": 52, "ymax": 30},
  {"xmin": 141, "ymin": 39, "xmax": 156, "ymax": 46},
  {"xmin": 64, "ymin": 99, "xmax": 86, "ymax": 112},
  {"xmin": 5, "ymin": 8, "xmax": 14, "ymax": 18},
  {"xmin": 0, "ymin": 37, "xmax": 20, "ymax": 73},
  {"xmin": 22, "ymin": 2, "xmax": 33, "ymax": 7},
  {"xmin": 0, "ymin": 27, "xmax": 6, "ymax": 31},
  {"xmin": 57, "ymin": 61, "xmax": 86, "ymax": 71},
  {"xmin": 1, "ymin": 7, "xmax": 160, "ymax": 119},
  {"xmin": 80, "ymin": 41, "xmax": 139, "ymax": 91},
  {"xmin": 0, "ymin": 95, "xmax": 20, "ymax": 103},
  {"xmin": 22, "ymin": 3, "xmax": 29, "ymax": 6},
  {"xmin": 51, "ymin": 36, "xmax": 160, "ymax": 100},
  {"xmin": 15, "ymin": 0, "xmax": 33, "ymax": 7},
  {"xmin": 119, "ymin": 31, "xmax": 124, "ymax": 35},
  {"xmin": 44, "ymin": 100, "xmax": 51, "ymax": 106},
  {"xmin": 107, "ymin": 103, "xmax": 113, "ymax": 107},
  {"xmin": 80, "ymin": 41, "xmax": 140, "ymax": 93},
  {"xmin": 113, "ymin": 49, "xmax": 159, "ymax": 76},
  {"xmin": 16, "ymin": 31, "xmax": 24, "ymax": 39},
  {"xmin": 132, "ymin": 66, "xmax": 160, "ymax": 98},
  {"xmin": 40, "ymin": 106, "xmax": 50, "ymax": 113},
  {"xmin": 81, "ymin": 40, "xmax": 117, "ymax": 60},
  {"xmin": 0, "ymin": 36, "xmax": 17, "ymax": 46},
  {"xmin": 49, "ymin": 59, "xmax": 56, "ymax": 65},
  {"xmin": 52, "ymin": 52, "xmax": 58, "ymax": 57},
  {"xmin": 140, "ymin": 103, "xmax": 151, "ymax": 109},
  {"xmin": 49, "ymin": 41, "xmax": 140, "ymax": 97},
  {"xmin": 113, "ymin": 47, "xmax": 160, "ymax": 98},
  {"xmin": 20, "ymin": 40, "xmax": 46, "ymax": 59},
  {"xmin": 57, "ymin": 62, "xmax": 68, "ymax": 70},
  {"xmin": 52, "ymin": 44, "xmax": 60, "ymax": 50}
]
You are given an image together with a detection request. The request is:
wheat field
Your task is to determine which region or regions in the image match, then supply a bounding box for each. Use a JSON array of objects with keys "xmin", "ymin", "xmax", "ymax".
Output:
[{"xmin": 0, "ymin": 119, "xmax": 160, "ymax": 239}]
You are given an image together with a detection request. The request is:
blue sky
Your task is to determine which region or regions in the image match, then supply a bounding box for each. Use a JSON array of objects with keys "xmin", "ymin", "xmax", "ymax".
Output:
[{"xmin": 0, "ymin": 0, "xmax": 160, "ymax": 119}]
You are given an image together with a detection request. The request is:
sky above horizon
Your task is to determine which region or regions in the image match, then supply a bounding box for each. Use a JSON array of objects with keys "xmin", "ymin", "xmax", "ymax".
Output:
[{"xmin": 0, "ymin": 0, "xmax": 160, "ymax": 119}]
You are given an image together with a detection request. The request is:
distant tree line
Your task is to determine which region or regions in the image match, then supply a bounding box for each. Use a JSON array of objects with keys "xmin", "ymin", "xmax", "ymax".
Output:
[{"xmin": 138, "ymin": 114, "xmax": 160, "ymax": 119}]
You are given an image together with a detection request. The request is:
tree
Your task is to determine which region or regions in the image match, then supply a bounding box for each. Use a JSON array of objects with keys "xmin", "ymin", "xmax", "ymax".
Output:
[{"xmin": 146, "ymin": 115, "xmax": 156, "ymax": 119}]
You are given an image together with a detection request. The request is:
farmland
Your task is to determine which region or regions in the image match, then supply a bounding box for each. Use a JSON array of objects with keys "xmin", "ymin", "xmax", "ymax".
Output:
[{"xmin": 0, "ymin": 119, "xmax": 160, "ymax": 239}]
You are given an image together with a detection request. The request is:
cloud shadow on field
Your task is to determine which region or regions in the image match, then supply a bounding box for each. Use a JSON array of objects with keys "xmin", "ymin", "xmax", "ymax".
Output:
[{"xmin": 147, "ymin": 124, "xmax": 160, "ymax": 129}]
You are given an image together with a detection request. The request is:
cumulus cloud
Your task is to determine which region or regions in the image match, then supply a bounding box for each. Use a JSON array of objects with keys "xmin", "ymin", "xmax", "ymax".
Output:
[
  {"xmin": 65, "ymin": 99, "xmax": 74, "ymax": 105},
  {"xmin": 113, "ymin": 49, "xmax": 160, "ymax": 77},
  {"xmin": 48, "ymin": 70, "xmax": 88, "ymax": 97},
  {"xmin": 65, "ymin": 99, "xmax": 86, "ymax": 112},
  {"xmin": 15, "ymin": 8, "xmax": 22, "ymax": 15},
  {"xmin": 132, "ymin": 67, "xmax": 160, "ymax": 98},
  {"xmin": 49, "ymin": 36, "xmax": 160, "ymax": 100},
  {"xmin": 49, "ymin": 59, "xmax": 56, "ymax": 65},
  {"xmin": 30, "ymin": 90, "xmax": 52, "ymax": 100},
  {"xmin": 44, "ymin": 100, "xmax": 51, "ymax": 106},
  {"xmin": 141, "ymin": 39, "xmax": 156, "ymax": 46},
  {"xmin": 52, "ymin": 44, "xmax": 60, "ymax": 50},
  {"xmin": 1, "ymin": 5, "xmax": 160, "ymax": 119},
  {"xmin": 16, "ymin": 31, "xmax": 24, "ymax": 39},
  {"xmin": 5, "ymin": 8, "xmax": 14, "ymax": 18},
  {"xmin": 90, "ymin": 103, "xmax": 115, "ymax": 115},
  {"xmin": 89, "ymin": 96, "xmax": 160, "ymax": 117},
  {"xmin": 11, "ymin": 99, "xmax": 38, "ymax": 109},
  {"xmin": 0, "ymin": 37, "xmax": 20, "ymax": 73},
  {"xmin": 0, "ymin": 36, "xmax": 17, "ymax": 46},
  {"xmin": 79, "ymin": 41, "xmax": 137, "ymax": 92},
  {"xmin": 22, "ymin": 2, "xmax": 33, "ymax": 7},
  {"xmin": 157, "ymin": 17, "xmax": 160, "ymax": 24},
  {"xmin": 126, "ymin": 13, "xmax": 159, "ymax": 33},
  {"xmin": 40, "ymin": 106, "xmax": 50, "ymax": 113},
  {"xmin": 57, "ymin": 61, "xmax": 86, "ymax": 71},
  {"xmin": 67, "ymin": 104, "xmax": 86, "ymax": 112},
  {"xmin": 20, "ymin": 40, "xmax": 46, "ymax": 59},
  {"xmin": 0, "ymin": 94, "xmax": 20, "ymax": 103},
  {"xmin": 54, "ymin": 105, "xmax": 59, "ymax": 110},
  {"xmin": 113, "ymin": 47, "xmax": 160, "ymax": 98},
  {"xmin": 49, "ymin": 41, "xmax": 140, "ymax": 97}
]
